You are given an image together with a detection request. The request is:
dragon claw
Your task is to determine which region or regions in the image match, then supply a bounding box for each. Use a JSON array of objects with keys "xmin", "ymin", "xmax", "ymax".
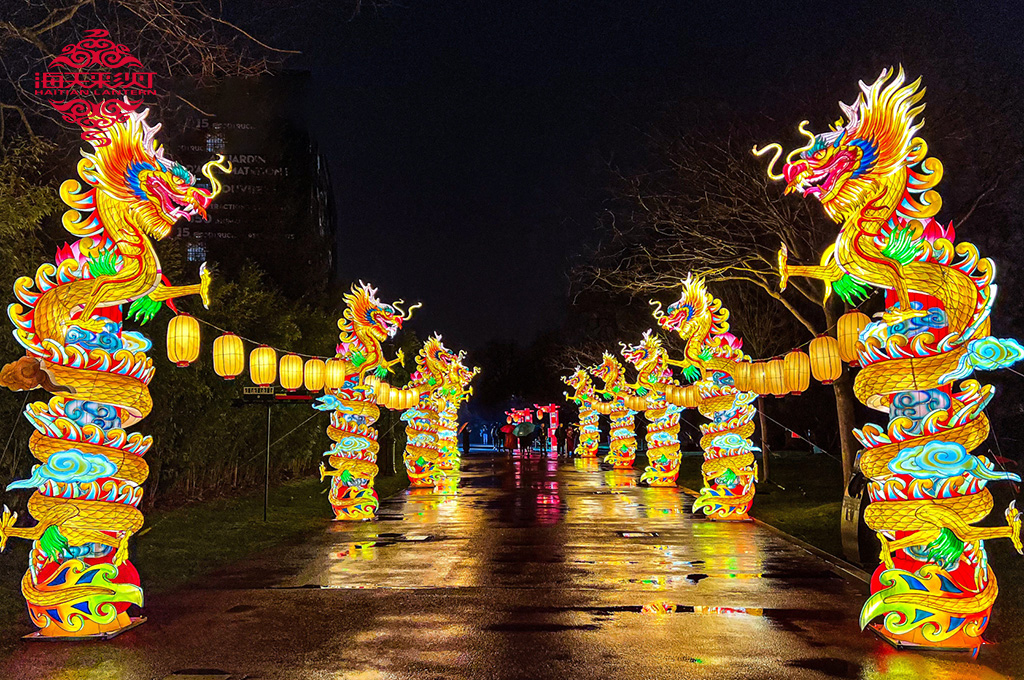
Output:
[
  {"xmin": 0, "ymin": 505, "xmax": 16, "ymax": 552},
  {"xmin": 778, "ymin": 243, "xmax": 790, "ymax": 292},
  {"xmin": 1006, "ymin": 501, "xmax": 1023, "ymax": 555},
  {"xmin": 113, "ymin": 532, "xmax": 131, "ymax": 566},
  {"xmin": 199, "ymin": 262, "xmax": 213, "ymax": 309},
  {"xmin": 881, "ymin": 303, "xmax": 928, "ymax": 325}
]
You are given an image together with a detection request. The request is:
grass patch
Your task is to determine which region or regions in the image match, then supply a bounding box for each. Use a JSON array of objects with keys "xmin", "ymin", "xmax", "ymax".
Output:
[{"xmin": 0, "ymin": 470, "xmax": 408, "ymax": 646}]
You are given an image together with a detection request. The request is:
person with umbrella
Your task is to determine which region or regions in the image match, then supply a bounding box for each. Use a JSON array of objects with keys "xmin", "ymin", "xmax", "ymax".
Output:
[
  {"xmin": 512, "ymin": 421, "xmax": 536, "ymax": 453},
  {"xmin": 501, "ymin": 422, "xmax": 516, "ymax": 455}
]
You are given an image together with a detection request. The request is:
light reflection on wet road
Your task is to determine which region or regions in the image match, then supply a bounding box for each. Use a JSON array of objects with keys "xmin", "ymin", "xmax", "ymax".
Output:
[{"xmin": 0, "ymin": 451, "xmax": 1014, "ymax": 679}]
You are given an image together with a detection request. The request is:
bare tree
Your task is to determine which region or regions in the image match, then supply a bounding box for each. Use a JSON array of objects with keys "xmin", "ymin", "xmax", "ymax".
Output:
[{"xmin": 576, "ymin": 125, "xmax": 865, "ymax": 487}]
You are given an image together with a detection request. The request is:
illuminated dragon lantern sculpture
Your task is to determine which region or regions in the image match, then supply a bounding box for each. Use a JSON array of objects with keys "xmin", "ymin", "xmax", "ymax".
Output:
[
  {"xmin": 316, "ymin": 283, "xmax": 417, "ymax": 519},
  {"xmin": 621, "ymin": 332, "xmax": 684, "ymax": 486},
  {"xmin": 563, "ymin": 367, "xmax": 600, "ymax": 458},
  {"xmin": 653, "ymin": 275, "xmax": 758, "ymax": 520},
  {"xmin": 434, "ymin": 350, "xmax": 475, "ymax": 473},
  {"xmin": 400, "ymin": 335, "xmax": 456, "ymax": 487},
  {"xmin": 439, "ymin": 351, "xmax": 477, "ymax": 472},
  {"xmin": 755, "ymin": 67, "xmax": 1024, "ymax": 649},
  {"xmin": 0, "ymin": 107, "xmax": 227, "ymax": 637},
  {"xmin": 589, "ymin": 353, "xmax": 640, "ymax": 469}
]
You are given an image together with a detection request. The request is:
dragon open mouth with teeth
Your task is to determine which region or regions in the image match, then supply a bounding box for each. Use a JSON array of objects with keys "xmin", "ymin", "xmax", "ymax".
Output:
[{"xmin": 755, "ymin": 67, "xmax": 1024, "ymax": 649}]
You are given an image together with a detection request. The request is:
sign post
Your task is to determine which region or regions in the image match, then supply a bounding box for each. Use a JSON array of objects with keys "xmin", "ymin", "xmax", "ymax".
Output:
[{"xmin": 238, "ymin": 387, "xmax": 314, "ymax": 521}]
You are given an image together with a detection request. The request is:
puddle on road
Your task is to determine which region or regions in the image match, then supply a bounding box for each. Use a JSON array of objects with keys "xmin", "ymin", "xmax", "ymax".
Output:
[{"xmin": 787, "ymin": 657, "xmax": 863, "ymax": 679}]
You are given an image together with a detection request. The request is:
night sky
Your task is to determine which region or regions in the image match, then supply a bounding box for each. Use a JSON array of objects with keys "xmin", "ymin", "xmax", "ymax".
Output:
[{"xmin": 259, "ymin": 0, "xmax": 1024, "ymax": 351}]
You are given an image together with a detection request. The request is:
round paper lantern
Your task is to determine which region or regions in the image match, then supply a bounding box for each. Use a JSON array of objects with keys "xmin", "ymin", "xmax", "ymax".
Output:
[
  {"xmin": 280, "ymin": 354, "xmax": 303, "ymax": 391},
  {"xmin": 304, "ymin": 358, "xmax": 326, "ymax": 392},
  {"xmin": 731, "ymin": 360, "xmax": 751, "ymax": 392},
  {"xmin": 809, "ymin": 335, "xmax": 842, "ymax": 384},
  {"xmin": 838, "ymin": 310, "xmax": 871, "ymax": 366},
  {"xmin": 766, "ymin": 359, "xmax": 787, "ymax": 396},
  {"xmin": 213, "ymin": 332, "xmax": 245, "ymax": 379},
  {"xmin": 749, "ymin": 362, "xmax": 768, "ymax": 395},
  {"xmin": 250, "ymin": 345, "xmax": 277, "ymax": 387},
  {"xmin": 166, "ymin": 314, "xmax": 200, "ymax": 367},
  {"xmin": 681, "ymin": 385, "xmax": 700, "ymax": 408},
  {"xmin": 325, "ymin": 358, "xmax": 347, "ymax": 390},
  {"xmin": 783, "ymin": 350, "xmax": 811, "ymax": 394}
]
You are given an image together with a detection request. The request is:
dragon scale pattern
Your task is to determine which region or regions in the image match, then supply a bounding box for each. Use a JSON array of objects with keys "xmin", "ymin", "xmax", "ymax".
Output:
[{"xmin": 758, "ymin": 68, "xmax": 1024, "ymax": 647}]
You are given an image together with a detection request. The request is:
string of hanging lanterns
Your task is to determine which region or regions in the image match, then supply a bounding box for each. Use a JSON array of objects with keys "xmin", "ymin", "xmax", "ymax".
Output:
[
  {"xmin": 729, "ymin": 309, "xmax": 872, "ymax": 396},
  {"xmin": 164, "ymin": 313, "xmax": 350, "ymax": 393}
]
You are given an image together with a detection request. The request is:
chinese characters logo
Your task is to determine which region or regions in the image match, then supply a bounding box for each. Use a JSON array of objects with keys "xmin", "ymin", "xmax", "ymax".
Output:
[{"xmin": 33, "ymin": 29, "xmax": 158, "ymax": 144}]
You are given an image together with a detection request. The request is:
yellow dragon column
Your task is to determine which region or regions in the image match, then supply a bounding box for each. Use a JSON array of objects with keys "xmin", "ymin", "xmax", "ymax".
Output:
[
  {"xmin": 441, "ymin": 352, "xmax": 478, "ymax": 472},
  {"xmin": 589, "ymin": 354, "xmax": 638, "ymax": 469},
  {"xmin": 652, "ymin": 277, "xmax": 758, "ymax": 519},
  {"xmin": 563, "ymin": 368, "xmax": 600, "ymax": 458},
  {"xmin": 399, "ymin": 335, "xmax": 460, "ymax": 487},
  {"xmin": 622, "ymin": 332, "xmax": 684, "ymax": 486},
  {"xmin": 0, "ymin": 108, "xmax": 225, "ymax": 637},
  {"xmin": 755, "ymin": 68, "xmax": 1024, "ymax": 650},
  {"xmin": 316, "ymin": 283, "xmax": 417, "ymax": 520}
]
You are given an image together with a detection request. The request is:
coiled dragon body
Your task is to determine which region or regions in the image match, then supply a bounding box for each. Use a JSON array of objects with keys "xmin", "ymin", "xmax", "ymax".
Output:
[
  {"xmin": 652, "ymin": 276, "xmax": 758, "ymax": 520},
  {"xmin": 562, "ymin": 368, "xmax": 600, "ymax": 458},
  {"xmin": 756, "ymin": 67, "xmax": 1024, "ymax": 647},
  {"xmin": 621, "ymin": 332, "xmax": 683, "ymax": 486},
  {"xmin": 589, "ymin": 353, "xmax": 638, "ymax": 470},
  {"xmin": 316, "ymin": 283, "xmax": 416, "ymax": 519},
  {"xmin": 0, "ymin": 107, "xmax": 225, "ymax": 636}
]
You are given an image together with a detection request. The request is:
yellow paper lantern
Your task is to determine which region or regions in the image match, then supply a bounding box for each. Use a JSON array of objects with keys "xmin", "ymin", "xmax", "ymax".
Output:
[
  {"xmin": 838, "ymin": 310, "xmax": 871, "ymax": 366},
  {"xmin": 325, "ymin": 358, "xmax": 347, "ymax": 390},
  {"xmin": 731, "ymin": 360, "xmax": 751, "ymax": 391},
  {"xmin": 783, "ymin": 350, "xmax": 811, "ymax": 394},
  {"xmin": 250, "ymin": 345, "xmax": 277, "ymax": 387},
  {"xmin": 766, "ymin": 359, "xmax": 786, "ymax": 396},
  {"xmin": 749, "ymin": 362, "xmax": 768, "ymax": 395},
  {"xmin": 213, "ymin": 332, "xmax": 245, "ymax": 379},
  {"xmin": 304, "ymin": 358, "xmax": 326, "ymax": 392},
  {"xmin": 166, "ymin": 314, "xmax": 200, "ymax": 367},
  {"xmin": 280, "ymin": 354, "xmax": 303, "ymax": 391},
  {"xmin": 809, "ymin": 335, "xmax": 842, "ymax": 384}
]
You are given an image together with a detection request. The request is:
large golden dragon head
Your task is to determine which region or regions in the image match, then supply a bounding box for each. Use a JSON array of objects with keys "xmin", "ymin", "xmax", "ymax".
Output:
[
  {"xmin": 621, "ymin": 330, "xmax": 671, "ymax": 384},
  {"xmin": 563, "ymin": 367, "xmax": 595, "ymax": 403},
  {"xmin": 341, "ymin": 282, "xmax": 418, "ymax": 346},
  {"xmin": 753, "ymin": 67, "xmax": 942, "ymax": 225},
  {"xmin": 69, "ymin": 108, "xmax": 230, "ymax": 240},
  {"xmin": 338, "ymin": 282, "xmax": 419, "ymax": 378},
  {"xmin": 414, "ymin": 333, "xmax": 456, "ymax": 386},
  {"xmin": 451, "ymin": 350, "xmax": 479, "ymax": 389},
  {"xmin": 590, "ymin": 352, "xmax": 626, "ymax": 396},
  {"xmin": 651, "ymin": 274, "xmax": 726, "ymax": 342}
]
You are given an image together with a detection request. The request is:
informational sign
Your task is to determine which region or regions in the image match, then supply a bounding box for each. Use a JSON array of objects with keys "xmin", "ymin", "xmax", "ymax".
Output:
[{"xmin": 238, "ymin": 387, "xmax": 313, "ymax": 405}]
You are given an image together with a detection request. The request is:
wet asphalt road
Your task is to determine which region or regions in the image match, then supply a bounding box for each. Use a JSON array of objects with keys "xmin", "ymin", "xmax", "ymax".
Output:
[{"xmin": 0, "ymin": 450, "xmax": 1014, "ymax": 679}]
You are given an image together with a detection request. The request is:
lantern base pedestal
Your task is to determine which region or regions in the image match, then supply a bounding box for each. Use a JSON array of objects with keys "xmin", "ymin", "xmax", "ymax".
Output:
[
  {"xmin": 24, "ymin": 616, "xmax": 146, "ymax": 641},
  {"xmin": 868, "ymin": 623, "xmax": 985, "ymax": 654}
]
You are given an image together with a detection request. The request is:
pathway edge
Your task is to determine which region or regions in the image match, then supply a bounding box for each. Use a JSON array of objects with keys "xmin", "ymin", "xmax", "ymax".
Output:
[{"xmin": 678, "ymin": 485, "xmax": 870, "ymax": 586}]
